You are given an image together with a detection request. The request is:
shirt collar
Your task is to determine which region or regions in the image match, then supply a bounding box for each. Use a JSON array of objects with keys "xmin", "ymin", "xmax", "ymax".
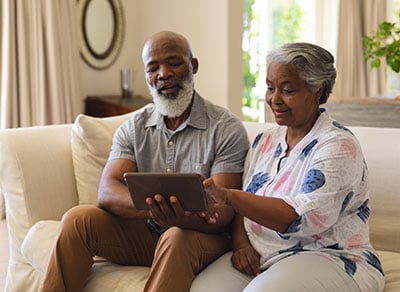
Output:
[{"xmin": 145, "ymin": 91, "xmax": 208, "ymax": 131}]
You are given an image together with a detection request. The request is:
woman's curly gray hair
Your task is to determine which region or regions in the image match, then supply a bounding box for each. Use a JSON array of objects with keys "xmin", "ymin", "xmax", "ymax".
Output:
[{"xmin": 266, "ymin": 42, "xmax": 336, "ymax": 104}]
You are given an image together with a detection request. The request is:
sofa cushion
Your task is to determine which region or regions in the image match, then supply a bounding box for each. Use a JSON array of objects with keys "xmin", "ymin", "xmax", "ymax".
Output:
[
  {"xmin": 21, "ymin": 220, "xmax": 150, "ymax": 291},
  {"xmin": 376, "ymin": 250, "xmax": 400, "ymax": 291},
  {"xmin": 71, "ymin": 112, "xmax": 135, "ymax": 205},
  {"xmin": 21, "ymin": 220, "xmax": 61, "ymax": 273}
]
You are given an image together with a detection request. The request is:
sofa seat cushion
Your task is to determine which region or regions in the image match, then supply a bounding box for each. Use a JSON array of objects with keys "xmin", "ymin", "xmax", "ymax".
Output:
[
  {"xmin": 21, "ymin": 220, "xmax": 150, "ymax": 291},
  {"xmin": 377, "ymin": 250, "xmax": 400, "ymax": 291},
  {"xmin": 21, "ymin": 220, "xmax": 61, "ymax": 273}
]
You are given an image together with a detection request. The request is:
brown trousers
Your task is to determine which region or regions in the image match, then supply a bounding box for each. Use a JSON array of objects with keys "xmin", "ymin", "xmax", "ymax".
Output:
[{"xmin": 40, "ymin": 205, "xmax": 230, "ymax": 292}]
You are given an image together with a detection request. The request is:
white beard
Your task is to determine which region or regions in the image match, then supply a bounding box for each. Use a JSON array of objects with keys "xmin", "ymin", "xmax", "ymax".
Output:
[{"xmin": 147, "ymin": 74, "xmax": 194, "ymax": 118}]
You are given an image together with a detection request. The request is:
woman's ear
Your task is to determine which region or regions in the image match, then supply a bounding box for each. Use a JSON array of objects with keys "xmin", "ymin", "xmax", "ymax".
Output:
[{"xmin": 315, "ymin": 82, "xmax": 325, "ymax": 103}]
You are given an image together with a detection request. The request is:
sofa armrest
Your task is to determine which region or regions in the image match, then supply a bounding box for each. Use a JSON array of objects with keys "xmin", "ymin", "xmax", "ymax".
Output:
[{"xmin": 0, "ymin": 124, "xmax": 78, "ymax": 260}]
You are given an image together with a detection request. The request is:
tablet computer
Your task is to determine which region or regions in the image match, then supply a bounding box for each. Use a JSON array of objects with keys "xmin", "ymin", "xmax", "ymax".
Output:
[{"xmin": 123, "ymin": 172, "xmax": 208, "ymax": 211}]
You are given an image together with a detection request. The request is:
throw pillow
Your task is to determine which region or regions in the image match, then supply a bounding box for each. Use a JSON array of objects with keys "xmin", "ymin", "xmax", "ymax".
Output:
[{"xmin": 71, "ymin": 112, "xmax": 134, "ymax": 205}]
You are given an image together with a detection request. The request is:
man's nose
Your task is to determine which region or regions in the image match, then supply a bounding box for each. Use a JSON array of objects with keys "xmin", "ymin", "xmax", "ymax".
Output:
[{"xmin": 157, "ymin": 65, "xmax": 172, "ymax": 79}]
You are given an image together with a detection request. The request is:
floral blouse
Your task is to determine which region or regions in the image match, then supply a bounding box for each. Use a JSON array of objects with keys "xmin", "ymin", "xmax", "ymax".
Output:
[{"xmin": 243, "ymin": 111, "xmax": 384, "ymax": 290}]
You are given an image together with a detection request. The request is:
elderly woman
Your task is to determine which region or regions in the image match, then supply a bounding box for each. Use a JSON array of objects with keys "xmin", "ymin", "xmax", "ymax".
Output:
[{"xmin": 192, "ymin": 43, "xmax": 385, "ymax": 291}]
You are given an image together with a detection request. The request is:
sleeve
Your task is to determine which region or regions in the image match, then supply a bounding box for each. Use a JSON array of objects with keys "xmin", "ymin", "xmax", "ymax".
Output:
[
  {"xmin": 209, "ymin": 117, "xmax": 250, "ymax": 175},
  {"xmin": 108, "ymin": 121, "xmax": 136, "ymax": 162},
  {"xmin": 282, "ymin": 133, "xmax": 367, "ymax": 236}
]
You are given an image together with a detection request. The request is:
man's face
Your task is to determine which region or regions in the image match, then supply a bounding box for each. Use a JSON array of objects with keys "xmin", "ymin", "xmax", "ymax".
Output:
[
  {"xmin": 143, "ymin": 40, "xmax": 196, "ymax": 117},
  {"xmin": 147, "ymin": 73, "xmax": 194, "ymax": 118}
]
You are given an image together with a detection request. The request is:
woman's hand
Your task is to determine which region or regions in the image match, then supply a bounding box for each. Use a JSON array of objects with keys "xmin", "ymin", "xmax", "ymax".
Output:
[
  {"xmin": 231, "ymin": 244, "xmax": 261, "ymax": 276},
  {"xmin": 203, "ymin": 178, "xmax": 230, "ymax": 205}
]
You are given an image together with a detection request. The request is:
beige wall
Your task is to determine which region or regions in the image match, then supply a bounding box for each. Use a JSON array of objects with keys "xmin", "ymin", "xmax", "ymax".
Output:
[{"xmin": 80, "ymin": 0, "xmax": 244, "ymax": 118}]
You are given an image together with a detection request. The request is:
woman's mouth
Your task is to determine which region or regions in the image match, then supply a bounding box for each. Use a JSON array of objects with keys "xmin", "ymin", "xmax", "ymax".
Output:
[{"xmin": 273, "ymin": 108, "xmax": 289, "ymax": 117}]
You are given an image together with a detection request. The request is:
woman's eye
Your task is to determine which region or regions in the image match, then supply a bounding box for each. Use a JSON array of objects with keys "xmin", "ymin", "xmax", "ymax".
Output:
[{"xmin": 282, "ymin": 89, "xmax": 294, "ymax": 94}]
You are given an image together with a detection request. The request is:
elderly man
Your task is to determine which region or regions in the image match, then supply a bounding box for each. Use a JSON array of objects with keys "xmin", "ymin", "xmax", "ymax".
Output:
[{"xmin": 40, "ymin": 31, "xmax": 249, "ymax": 292}]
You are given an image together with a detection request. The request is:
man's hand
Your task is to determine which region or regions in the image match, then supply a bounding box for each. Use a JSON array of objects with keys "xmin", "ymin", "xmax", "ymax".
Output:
[
  {"xmin": 231, "ymin": 244, "xmax": 261, "ymax": 276},
  {"xmin": 145, "ymin": 194, "xmax": 219, "ymax": 228}
]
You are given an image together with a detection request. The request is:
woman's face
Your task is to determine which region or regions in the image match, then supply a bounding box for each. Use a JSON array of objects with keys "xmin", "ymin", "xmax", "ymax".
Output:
[{"xmin": 265, "ymin": 62, "xmax": 321, "ymax": 131}]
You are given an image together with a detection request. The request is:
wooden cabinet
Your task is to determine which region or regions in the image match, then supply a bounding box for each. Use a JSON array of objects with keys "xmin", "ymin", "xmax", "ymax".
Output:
[{"xmin": 84, "ymin": 95, "xmax": 152, "ymax": 117}]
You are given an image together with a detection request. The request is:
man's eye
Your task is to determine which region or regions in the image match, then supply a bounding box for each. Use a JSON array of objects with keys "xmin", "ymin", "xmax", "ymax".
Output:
[
  {"xmin": 146, "ymin": 68, "xmax": 157, "ymax": 73},
  {"xmin": 170, "ymin": 62, "xmax": 182, "ymax": 67},
  {"xmin": 146, "ymin": 67, "xmax": 158, "ymax": 73}
]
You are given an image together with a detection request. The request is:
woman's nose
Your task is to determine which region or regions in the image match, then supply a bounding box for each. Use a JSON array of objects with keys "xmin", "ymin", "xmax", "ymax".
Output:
[{"xmin": 268, "ymin": 90, "xmax": 282, "ymax": 105}]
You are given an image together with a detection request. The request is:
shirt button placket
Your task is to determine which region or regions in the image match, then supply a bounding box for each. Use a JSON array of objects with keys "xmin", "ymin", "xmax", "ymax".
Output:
[{"xmin": 166, "ymin": 139, "xmax": 175, "ymax": 172}]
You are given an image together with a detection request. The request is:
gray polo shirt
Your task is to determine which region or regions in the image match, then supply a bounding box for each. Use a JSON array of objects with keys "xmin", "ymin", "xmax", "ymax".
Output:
[{"xmin": 108, "ymin": 92, "xmax": 250, "ymax": 177}]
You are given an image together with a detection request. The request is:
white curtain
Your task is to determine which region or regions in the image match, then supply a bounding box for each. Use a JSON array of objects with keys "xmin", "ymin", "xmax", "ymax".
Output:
[
  {"xmin": 0, "ymin": 0, "xmax": 81, "ymax": 218},
  {"xmin": 0, "ymin": 0, "xmax": 81, "ymax": 129},
  {"xmin": 334, "ymin": 0, "xmax": 386, "ymax": 99}
]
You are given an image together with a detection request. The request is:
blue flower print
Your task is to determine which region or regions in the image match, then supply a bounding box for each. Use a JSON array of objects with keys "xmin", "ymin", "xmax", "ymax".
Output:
[
  {"xmin": 363, "ymin": 250, "xmax": 384, "ymax": 276},
  {"xmin": 339, "ymin": 255, "xmax": 357, "ymax": 276},
  {"xmin": 252, "ymin": 133, "xmax": 263, "ymax": 149},
  {"xmin": 340, "ymin": 192, "xmax": 354, "ymax": 214},
  {"xmin": 301, "ymin": 169, "xmax": 326, "ymax": 193},
  {"xmin": 278, "ymin": 241, "xmax": 305, "ymax": 254},
  {"xmin": 274, "ymin": 143, "xmax": 282, "ymax": 158},
  {"xmin": 326, "ymin": 243, "xmax": 341, "ymax": 250},
  {"xmin": 286, "ymin": 216, "xmax": 302, "ymax": 233},
  {"xmin": 277, "ymin": 232, "xmax": 290, "ymax": 240},
  {"xmin": 333, "ymin": 121, "xmax": 353, "ymax": 135},
  {"xmin": 300, "ymin": 139, "xmax": 318, "ymax": 161},
  {"xmin": 245, "ymin": 172, "xmax": 271, "ymax": 193},
  {"xmin": 362, "ymin": 160, "xmax": 368, "ymax": 181},
  {"xmin": 277, "ymin": 217, "xmax": 301, "ymax": 240},
  {"xmin": 357, "ymin": 199, "xmax": 370, "ymax": 223}
]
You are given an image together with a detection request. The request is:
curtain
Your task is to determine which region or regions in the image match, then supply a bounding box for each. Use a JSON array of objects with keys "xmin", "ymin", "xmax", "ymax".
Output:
[
  {"xmin": 0, "ymin": 0, "xmax": 81, "ymax": 129},
  {"xmin": 334, "ymin": 0, "xmax": 386, "ymax": 99}
]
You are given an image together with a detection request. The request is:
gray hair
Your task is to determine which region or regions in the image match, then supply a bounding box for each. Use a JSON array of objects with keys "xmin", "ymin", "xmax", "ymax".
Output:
[{"xmin": 266, "ymin": 42, "xmax": 336, "ymax": 104}]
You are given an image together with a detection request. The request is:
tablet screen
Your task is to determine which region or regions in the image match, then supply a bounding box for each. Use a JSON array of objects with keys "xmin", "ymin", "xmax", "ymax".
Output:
[{"xmin": 123, "ymin": 172, "xmax": 208, "ymax": 211}]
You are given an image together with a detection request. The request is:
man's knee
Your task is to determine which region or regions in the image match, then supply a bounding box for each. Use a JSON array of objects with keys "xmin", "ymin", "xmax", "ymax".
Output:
[
  {"xmin": 62, "ymin": 204, "xmax": 97, "ymax": 220},
  {"xmin": 156, "ymin": 227, "xmax": 201, "ymax": 255},
  {"xmin": 158, "ymin": 227, "xmax": 187, "ymax": 246},
  {"xmin": 60, "ymin": 205, "xmax": 105, "ymax": 234}
]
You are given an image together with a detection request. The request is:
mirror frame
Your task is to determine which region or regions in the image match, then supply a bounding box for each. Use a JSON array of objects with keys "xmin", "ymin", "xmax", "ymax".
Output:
[{"xmin": 78, "ymin": 0, "xmax": 124, "ymax": 69}]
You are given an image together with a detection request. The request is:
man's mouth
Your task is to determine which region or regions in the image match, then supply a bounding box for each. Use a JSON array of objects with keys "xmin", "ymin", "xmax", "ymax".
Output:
[{"xmin": 158, "ymin": 83, "xmax": 179, "ymax": 95}]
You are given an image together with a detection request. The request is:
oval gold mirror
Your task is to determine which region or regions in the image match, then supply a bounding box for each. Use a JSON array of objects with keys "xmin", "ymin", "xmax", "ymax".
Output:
[{"xmin": 78, "ymin": 0, "xmax": 124, "ymax": 69}]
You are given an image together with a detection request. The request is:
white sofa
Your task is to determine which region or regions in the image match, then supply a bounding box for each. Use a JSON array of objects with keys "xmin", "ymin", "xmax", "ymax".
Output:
[{"xmin": 1, "ymin": 111, "xmax": 399, "ymax": 291}]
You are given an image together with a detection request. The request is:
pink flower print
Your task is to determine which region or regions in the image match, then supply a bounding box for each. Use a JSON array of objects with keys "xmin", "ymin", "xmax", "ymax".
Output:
[
  {"xmin": 348, "ymin": 234, "xmax": 363, "ymax": 248},
  {"xmin": 273, "ymin": 171, "xmax": 291, "ymax": 193},
  {"xmin": 260, "ymin": 134, "xmax": 272, "ymax": 153},
  {"xmin": 340, "ymin": 139, "xmax": 357, "ymax": 159},
  {"xmin": 309, "ymin": 210, "xmax": 329, "ymax": 228},
  {"xmin": 312, "ymin": 234, "xmax": 325, "ymax": 241},
  {"xmin": 353, "ymin": 255, "xmax": 363, "ymax": 264},
  {"xmin": 250, "ymin": 221, "xmax": 263, "ymax": 236}
]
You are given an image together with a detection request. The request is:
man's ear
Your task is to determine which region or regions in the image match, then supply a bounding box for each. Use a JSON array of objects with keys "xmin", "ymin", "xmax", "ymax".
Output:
[{"xmin": 191, "ymin": 58, "xmax": 199, "ymax": 74}]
